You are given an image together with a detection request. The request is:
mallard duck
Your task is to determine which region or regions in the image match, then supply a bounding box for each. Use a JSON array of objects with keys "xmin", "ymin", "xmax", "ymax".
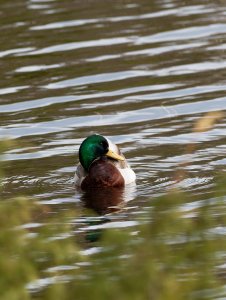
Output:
[{"xmin": 74, "ymin": 134, "xmax": 136, "ymax": 189}]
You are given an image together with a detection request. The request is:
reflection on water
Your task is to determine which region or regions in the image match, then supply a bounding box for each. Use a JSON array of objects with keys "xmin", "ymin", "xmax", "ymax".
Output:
[
  {"xmin": 81, "ymin": 188, "xmax": 125, "ymax": 215},
  {"xmin": 80, "ymin": 184, "xmax": 136, "ymax": 215},
  {"xmin": 1, "ymin": 0, "xmax": 226, "ymax": 295}
]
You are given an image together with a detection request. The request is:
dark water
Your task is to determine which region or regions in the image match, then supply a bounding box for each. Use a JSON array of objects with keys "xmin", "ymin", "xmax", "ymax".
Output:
[{"xmin": 1, "ymin": 0, "xmax": 226, "ymax": 291}]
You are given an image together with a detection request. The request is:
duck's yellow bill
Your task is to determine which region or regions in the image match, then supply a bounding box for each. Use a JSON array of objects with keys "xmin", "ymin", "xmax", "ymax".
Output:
[{"xmin": 106, "ymin": 149, "xmax": 124, "ymax": 161}]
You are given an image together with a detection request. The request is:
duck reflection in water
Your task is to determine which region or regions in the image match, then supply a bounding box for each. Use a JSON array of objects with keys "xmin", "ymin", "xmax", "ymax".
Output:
[{"xmin": 81, "ymin": 185, "xmax": 136, "ymax": 215}]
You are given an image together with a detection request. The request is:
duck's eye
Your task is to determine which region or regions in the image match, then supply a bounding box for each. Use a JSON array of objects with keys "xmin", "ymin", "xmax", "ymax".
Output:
[{"xmin": 101, "ymin": 141, "xmax": 108, "ymax": 149}]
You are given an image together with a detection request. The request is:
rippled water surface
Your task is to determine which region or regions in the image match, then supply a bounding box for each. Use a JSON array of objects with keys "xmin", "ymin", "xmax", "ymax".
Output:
[{"xmin": 1, "ymin": 0, "xmax": 226, "ymax": 291}]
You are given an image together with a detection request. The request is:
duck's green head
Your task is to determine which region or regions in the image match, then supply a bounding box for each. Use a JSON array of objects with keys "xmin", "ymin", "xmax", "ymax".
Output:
[{"xmin": 79, "ymin": 134, "xmax": 124, "ymax": 171}]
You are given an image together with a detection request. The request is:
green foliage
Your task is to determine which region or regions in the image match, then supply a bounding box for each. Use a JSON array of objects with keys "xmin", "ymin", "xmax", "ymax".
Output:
[
  {"xmin": 66, "ymin": 191, "xmax": 226, "ymax": 300},
  {"xmin": 0, "ymin": 141, "xmax": 81, "ymax": 300},
  {"xmin": 1, "ymin": 140, "xmax": 226, "ymax": 300}
]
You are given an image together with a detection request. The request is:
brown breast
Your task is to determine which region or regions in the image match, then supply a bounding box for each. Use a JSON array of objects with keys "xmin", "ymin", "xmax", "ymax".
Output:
[{"xmin": 81, "ymin": 157, "xmax": 125, "ymax": 190}]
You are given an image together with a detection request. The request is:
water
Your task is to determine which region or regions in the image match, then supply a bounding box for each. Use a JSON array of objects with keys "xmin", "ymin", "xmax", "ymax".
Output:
[{"xmin": 1, "ymin": 0, "xmax": 226, "ymax": 294}]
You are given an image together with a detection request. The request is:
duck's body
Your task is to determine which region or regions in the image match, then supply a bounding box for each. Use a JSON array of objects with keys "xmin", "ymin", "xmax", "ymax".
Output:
[{"xmin": 74, "ymin": 134, "xmax": 136, "ymax": 189}]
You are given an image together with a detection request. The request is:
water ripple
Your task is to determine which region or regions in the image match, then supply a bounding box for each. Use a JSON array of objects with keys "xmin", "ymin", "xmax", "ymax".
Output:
[
  {"xmin": 136, "ymin": 24, "xmax": 226, "ymax": 44},
  {"xmin": 30, "ymin": 5, "xmax": 214, "ymax": 31},
  {"xmin": 18, "ymin": 37, "xmax": 133, "ymax": 56},
  {"xmin": 1, "ymin": 97, "xmax": 225, "ymax": 139}
]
